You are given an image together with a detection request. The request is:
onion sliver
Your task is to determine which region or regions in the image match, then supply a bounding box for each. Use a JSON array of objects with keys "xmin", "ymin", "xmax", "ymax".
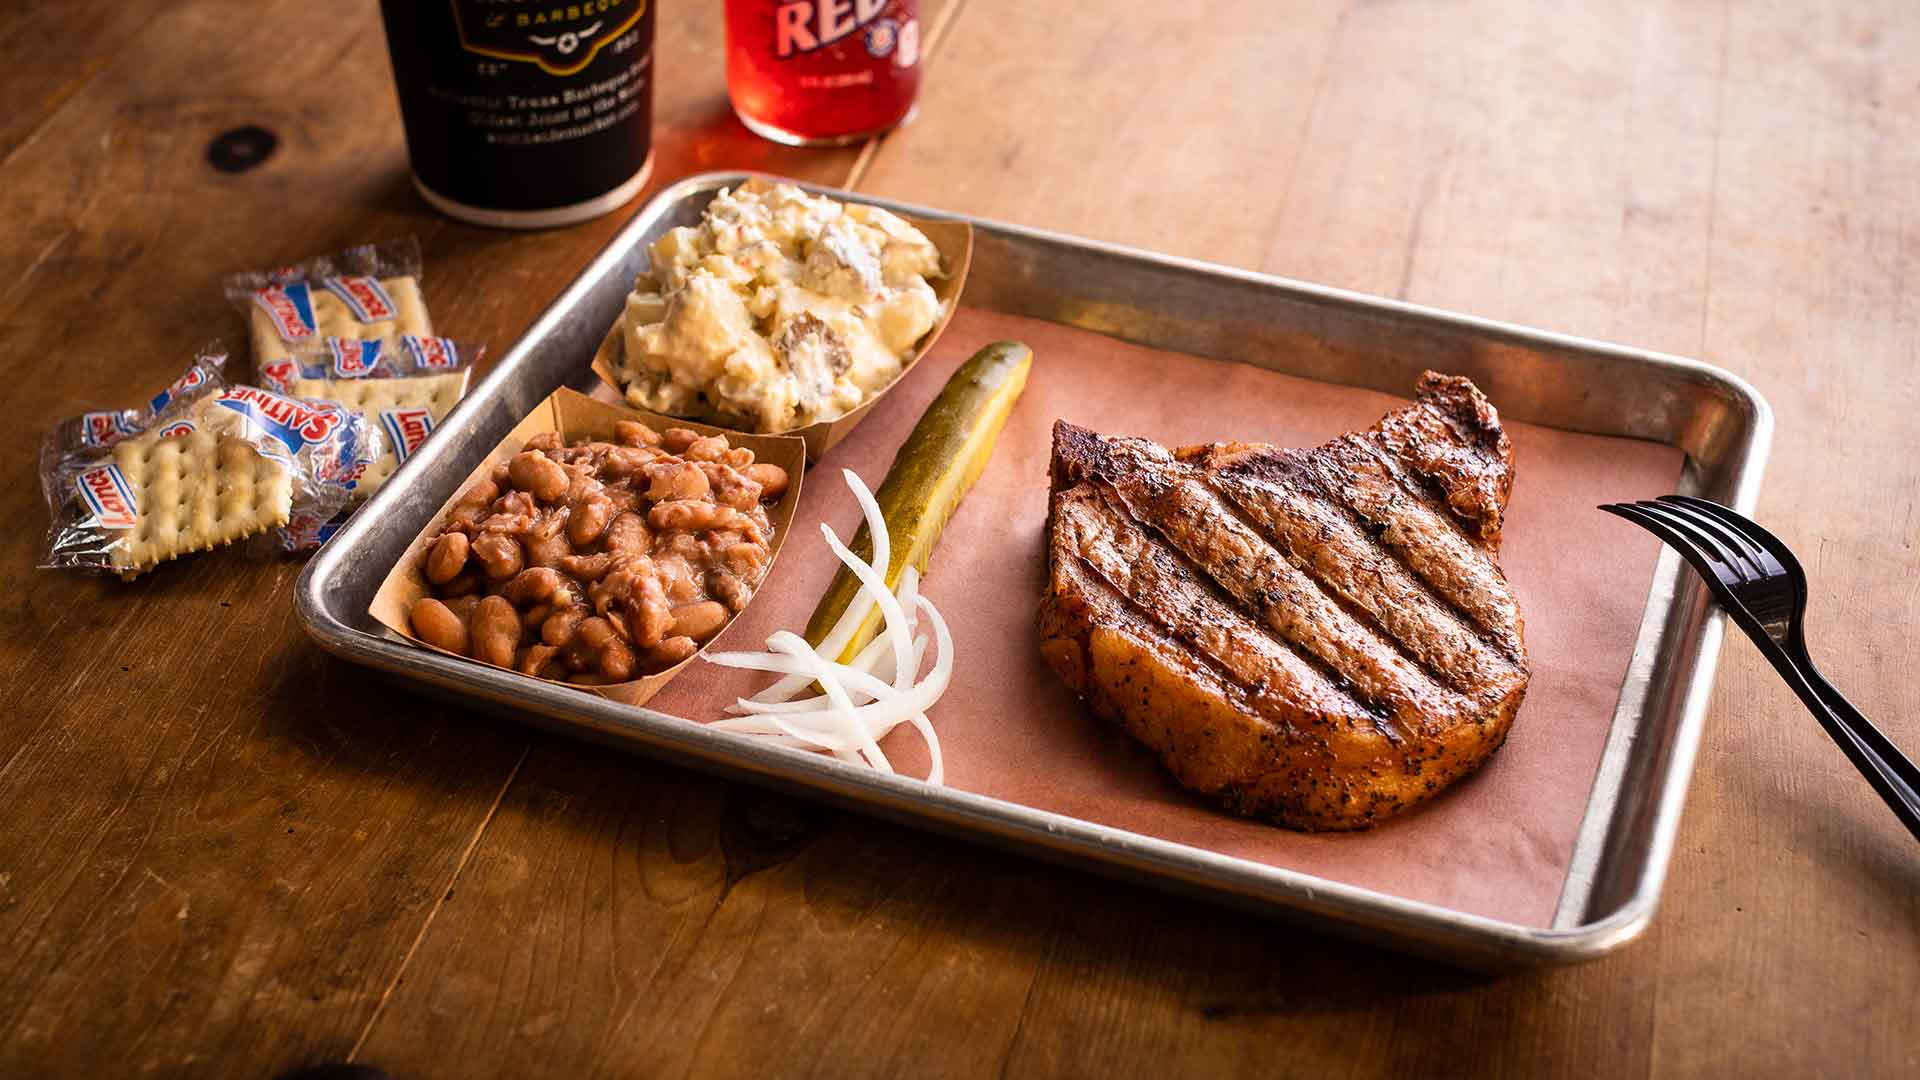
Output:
[
  {"xmin": 819, "ymin": 522, "xmax": 913, "ymax": 698},
  {"xmin": 841, "ymin": 473, "xmax": 918, "ymax": 692},
  {"xmin": 909, "ymin": 712, "xmax": 943, "ymax": 786},
  {"xmin": 706, "ymin": 648, "xmax": 899, "ymax": 702}
]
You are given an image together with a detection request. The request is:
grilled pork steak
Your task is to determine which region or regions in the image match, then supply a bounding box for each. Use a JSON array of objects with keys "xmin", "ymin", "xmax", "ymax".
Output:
[{"xmin": 1038, "ymin": 373, "xmax": 1530, "ymax": 830}]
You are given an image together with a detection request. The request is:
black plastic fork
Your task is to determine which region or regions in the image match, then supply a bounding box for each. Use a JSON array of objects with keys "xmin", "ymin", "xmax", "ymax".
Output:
[{"xmin": 1600, "ymin": 495, "xmax": 1920, "ymax": 842}]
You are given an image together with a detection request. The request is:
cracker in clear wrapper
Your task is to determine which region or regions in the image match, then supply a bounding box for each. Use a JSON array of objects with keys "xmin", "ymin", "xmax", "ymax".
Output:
[
  {"xmin": 39, "ymin": 350, "xmax": 382, "ymax": 579},
  {"xmin": 224, "ymin": 238, "xmax": 433, "ymax": 367},
  {"xmin": 269, "ymin": 334, "xmax": 480, "ymax": 501}
]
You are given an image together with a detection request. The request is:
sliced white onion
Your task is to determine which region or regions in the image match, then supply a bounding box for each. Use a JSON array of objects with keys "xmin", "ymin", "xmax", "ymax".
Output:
[
  {"xmin": 699, "ymin": 470, "xmax": 951, "ymax": 783},
  {"xmin": 746, "ymin": 469, "xmax": 895, "ymax": 705}
]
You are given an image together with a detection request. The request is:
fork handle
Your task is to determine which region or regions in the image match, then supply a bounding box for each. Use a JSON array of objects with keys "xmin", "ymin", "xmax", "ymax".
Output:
[
  {"xmin": 1796, "ymin": 661, "xmax": 1920, "ymax": 819},
  {"xmin": 1732, "ymin": 613, "xmax": 1920, "ymax": 842}
]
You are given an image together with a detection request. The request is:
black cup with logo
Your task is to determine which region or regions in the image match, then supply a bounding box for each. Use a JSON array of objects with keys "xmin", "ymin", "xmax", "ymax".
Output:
[{"xmin": 378, "ymin": 0, "xmax": 656, "ymax": 228}]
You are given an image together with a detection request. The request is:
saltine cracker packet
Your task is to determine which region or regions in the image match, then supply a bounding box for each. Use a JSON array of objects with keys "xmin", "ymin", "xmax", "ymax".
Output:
[
  {"xmin": 261, "ymin": 334, "xmax": 479, "ymax": 500},
  {"xmin": 224, "ymin": 238, "xmax": 433, "ymax": 366},
  {"xmin": 40, "ymin": 353, "xmax": 381, "ymax": 579}
]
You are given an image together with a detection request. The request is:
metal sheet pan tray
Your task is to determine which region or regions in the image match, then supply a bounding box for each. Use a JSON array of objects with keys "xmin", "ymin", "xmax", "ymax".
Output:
[{"xmin": 296, "ymin": 172, "xmax": 1771, "ymax": 970}]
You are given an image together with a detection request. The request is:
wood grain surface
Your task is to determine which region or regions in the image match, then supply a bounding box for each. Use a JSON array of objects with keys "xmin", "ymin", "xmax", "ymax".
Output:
[{"xmin": 1, "ymin": 1, "xmax": 1915, "ymax": 1077}]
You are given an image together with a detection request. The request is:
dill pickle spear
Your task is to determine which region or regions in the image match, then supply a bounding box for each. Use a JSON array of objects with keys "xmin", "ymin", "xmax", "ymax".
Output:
[{"xmin": 806, "ymin": 341, "xmax": 1033, "ymax": 661}]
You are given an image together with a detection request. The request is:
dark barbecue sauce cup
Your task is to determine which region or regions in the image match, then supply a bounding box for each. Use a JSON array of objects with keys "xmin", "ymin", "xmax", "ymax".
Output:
[{"xmin": 378, "ymin": 0, "xmax": 656, "ymax": 229}]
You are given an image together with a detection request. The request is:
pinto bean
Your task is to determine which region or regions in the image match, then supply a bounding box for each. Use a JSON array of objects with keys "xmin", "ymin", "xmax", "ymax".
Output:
[
  {"xmin": 744, "ymin": 463, "xmax": 789, "ymax": 500},
  {"xmin": 424, "ymin": 531, "xmax": 470, "ymax": 584},
  {"xmin": 471, "ymin": 596, "xmax": 521, "ymax": 668},
  {"xmin": 649, "ymin": 498, "xmax": 724, "ymax": 532},
  {"xmin": 600, "ymin": 446, "xmax": 659, "ymax": 481},
  {"xmin": 684, "ymin": 435, "xmax": 730, "ymax": 462},
  {"xmin": 541, "ymin": 606, "xmax": 587, "ymax": 647},
  {"xmin": 568, "ymin": 492, "xmax": 613, "ymax": 546},
  {"xmin": 660, "ymin": 427, "xmax": 700, "ymax": 453},
  {"xmin": 614, "ymin": 419, "xmax": 661, "ymax": 447},
  {"xmin": 557, "ymin": 552, "xmax": 615, "ymax": 582},
  {"xmin": 668, "ymin": 601, "xmax": 729, "ymax": 643},
  {"xmin": 504, "ymin": 566, "xmax": 564, "ymax": 605},
  {"xmin": 603, "ymin": 512, "xmax": 651, "ymax": 555},
  {"xmin": 455, "ymin": 478, "xmax": 499, "ymax": 512},
  {"xmin": 575, "ymin": 616, "xmax": 618, "ymax": 650},
  {"xmin": 647, "ymin": 636, "xmax": 698, "ymax": 667},
  {"xmin": 653, "ymin": 555, "xmax": 698, "ymax": 602},
  {"xmin": 508, "ymin": 450, "xmax": 571, "ymax": 501},
  {"xmin": 645, "ymin": 460, "xmax": 709, "ymax": 502},
  {"xmin": 597, "ymin": 638, "xmax": 635, "ymax": 681},
  {"xmin": 472, "ymin": 532, "xmax": 524, "ymax": 579},
  {"xmin": 623, "ymin": 570, "xmax": 673, "ymax": 648},
  {"xmin": 409, "ymin": 599, "xmax": 468, "ymax": 654}
]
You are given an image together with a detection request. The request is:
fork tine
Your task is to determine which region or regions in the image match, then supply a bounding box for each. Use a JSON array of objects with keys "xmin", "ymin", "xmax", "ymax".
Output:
[
  {"xmin": 1598, "ymin": 502, "xmax": 1745, "ymax": 610},
  {"xmin": 1650, "ymin": 497, "xmax": 1776, "ymax": 578},
  {"xmin": 1633, "ymin": 501, "xmax": 1765, "ymax": 583},
  {"xmin": 1658, "ymin": 495, "xmax": 1793, "ymax": 579}
]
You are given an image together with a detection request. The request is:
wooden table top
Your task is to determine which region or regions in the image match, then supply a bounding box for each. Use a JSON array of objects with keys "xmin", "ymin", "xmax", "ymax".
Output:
[{"xmin": 4, "ymin": 2, "xmax": 1915, "ymax": 1076}]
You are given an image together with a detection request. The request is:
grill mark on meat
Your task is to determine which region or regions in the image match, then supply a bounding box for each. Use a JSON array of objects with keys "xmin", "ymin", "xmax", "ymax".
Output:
[
  {"xmin": 1071, "ymin": 484, "xmax": 1385, "ymax": 738},
  {"xmin": 1080, "ymin": 481, "xmax": 1398, "ymax": 730},
  {"xmin": 1058, "ymin": 492, "xmax": 1373, "ymax": 744},
  {"xmin": 1299, "ymin": 449, "xmax": 1525, "ymax": 677},
  {"xmin": 1335, "ymin": 438, "xmax": 1524, "ymax": 658},
  {"xmin": 1046, "ymin": 561, "xmax": 1352, "ymax": 808},
  {"xmin": 1039, "ymin": 371, "xmax": 1531, "ymax": 830},
  {"xmin": 1194, "ymin": 459, "xmax": 1447, "ymax": 704},
  {"xmin": 1107, "ymin": 468, "xmax": 1466, "ymax": 736},
  {"xmin": 1204, "ymin": 449, "xmax": 1526, "ymax": 699}
]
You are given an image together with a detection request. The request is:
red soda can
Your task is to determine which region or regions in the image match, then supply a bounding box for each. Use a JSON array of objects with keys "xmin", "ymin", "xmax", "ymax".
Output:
[{"xmin": 725, "ymin": 0, "xmax": 921, "ymax": 145}]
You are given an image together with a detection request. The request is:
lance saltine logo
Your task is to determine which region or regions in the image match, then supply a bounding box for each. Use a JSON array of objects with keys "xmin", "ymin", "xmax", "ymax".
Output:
[
  {"xmin": 77, "ymin": 464, "xmax": 139, "ymax": 530},
  {"xmin": 321, "ymin": 276, "xmax": 398, "ymax": 324},
  {"xmin": 381, "ymin": 407, "xmax": 437, "ymax": 464},
  {"xmin": 452, "ymin": 0, "xmax": 649, "ymax": 77}
]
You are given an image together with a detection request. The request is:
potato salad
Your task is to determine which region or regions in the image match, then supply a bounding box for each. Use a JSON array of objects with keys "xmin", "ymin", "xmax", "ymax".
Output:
[{"xmin": 616, "ymin": 183, "xmax": 946, "ymax": 432}]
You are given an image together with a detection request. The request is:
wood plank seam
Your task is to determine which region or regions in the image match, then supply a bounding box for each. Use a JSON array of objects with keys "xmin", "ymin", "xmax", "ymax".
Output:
[
  {"xmin": 1694, "ymin": 0, "xmax": 1734, "ymax": 360},
  {"xmin": 345, "ymin": 744, "xmax": 531, "ymax": 1062}
]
